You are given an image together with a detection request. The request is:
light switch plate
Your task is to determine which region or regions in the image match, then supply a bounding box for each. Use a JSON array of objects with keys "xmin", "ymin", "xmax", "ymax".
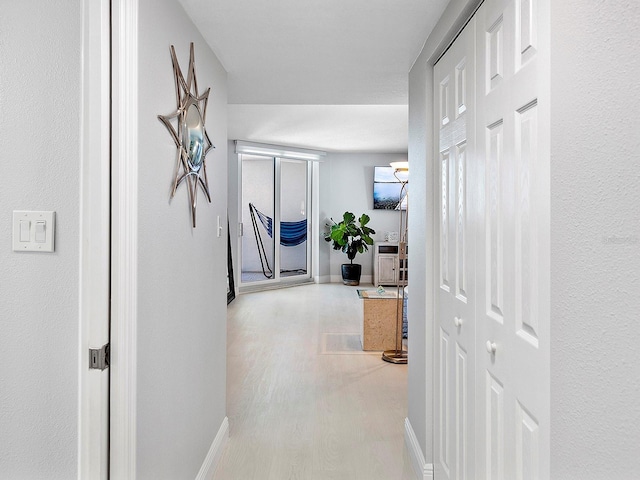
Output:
[{"xmin": 12, "ymin": 211, "xmax": 56, "ymax": 252}]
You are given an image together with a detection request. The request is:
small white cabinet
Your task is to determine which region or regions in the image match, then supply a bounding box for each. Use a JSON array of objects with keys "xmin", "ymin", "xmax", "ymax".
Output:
[{"xmin": 373, "ymin": 242, "xmax": 408, "ymax": 286}]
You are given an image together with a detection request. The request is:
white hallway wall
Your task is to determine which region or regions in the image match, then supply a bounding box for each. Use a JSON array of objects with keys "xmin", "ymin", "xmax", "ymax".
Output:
[
  {"xmin": 0, "ymin": 2, "xmax": 82, "ymax": 478},
  {"xmin": 550, "ymin": 0, "xmax": 640, "ymax": 478},
  {"xmin": 137, "ymin": 0, "xmax": 228, "ymax": 478},
  {"xmin": 0, "ymin": 0, "xmax": 229, "ymax": 478},
  {"xmin": 407, "ymin": 0, "xmax": 640, "ymax": 477}
]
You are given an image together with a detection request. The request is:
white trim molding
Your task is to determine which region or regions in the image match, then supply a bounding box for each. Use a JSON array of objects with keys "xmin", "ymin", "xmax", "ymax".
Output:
[
  {"xmin": 77, "ymin": 0, "xmax": 111, "ymax": 478},
  {"xmin": 195, "ymin": 417, "xmax": 230, "ymax": 480},
  {"xmin": 404, "ymin": 418, "xmax": 434, "ymax": 480},
  {"xmin": 110, "ymin": 0, "xmax": 139, "ymax": 478},
  {"xmin": 235, "ymin": 140, "xmax": 326, "ymax": 161}
]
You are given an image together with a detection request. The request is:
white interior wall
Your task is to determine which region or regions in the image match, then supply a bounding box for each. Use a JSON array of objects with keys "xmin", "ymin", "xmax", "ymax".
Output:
[
  {"xmin": 317, "ymin": 157, "xmax": 332, "ymax": 281},
  {"xmin": 0, "ymin": 3, "xmax": 82, "ymax": 478},
  {"xmin": 550, "ymin": 1, "xmax": 640, "ymax": 478},
  {"xmin": 136, "ymin": 0, "xmax": 228, "ymax": 477},
  {"xmin": 407, "ymin": 44, "xmax": 432, "ymax": 467},
  {"xmin": 321, "ymin": 152, "xmax": 409, "ymax": 283}
]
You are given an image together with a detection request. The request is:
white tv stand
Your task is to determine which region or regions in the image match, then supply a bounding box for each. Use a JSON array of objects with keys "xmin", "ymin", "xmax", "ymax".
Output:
[{"xmin": 373, "ymin": 242, "xmax": 408, "ymax": 287}]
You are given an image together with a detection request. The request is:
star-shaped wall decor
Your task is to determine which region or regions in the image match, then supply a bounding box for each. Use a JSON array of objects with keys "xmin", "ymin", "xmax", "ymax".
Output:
[{"xmin": 158, "ymin": 43, "xmax": 214, "ymax": 228}]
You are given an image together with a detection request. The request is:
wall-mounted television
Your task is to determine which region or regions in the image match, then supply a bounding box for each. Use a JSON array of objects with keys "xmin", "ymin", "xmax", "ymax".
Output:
[{"xmin": 373, "ymin": 166, "xmax": 408, "ymax": 210}]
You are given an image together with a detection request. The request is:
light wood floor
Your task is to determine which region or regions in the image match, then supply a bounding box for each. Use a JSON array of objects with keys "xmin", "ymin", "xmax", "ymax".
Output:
[{"xmin": 213, "ymin": 283, "xmax": 416, "ymax": 480}]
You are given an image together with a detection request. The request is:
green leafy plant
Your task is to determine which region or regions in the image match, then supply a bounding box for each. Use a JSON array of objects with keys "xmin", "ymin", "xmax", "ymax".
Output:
[{"xmin": 324, "ymin": 212, "xmax": 376, "ymax": 264}]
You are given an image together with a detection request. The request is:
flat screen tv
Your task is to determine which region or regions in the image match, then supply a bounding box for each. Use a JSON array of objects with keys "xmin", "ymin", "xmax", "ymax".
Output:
[{"xmin": 373, "ymin": 166, "xmax": 408, "ymax": 210}]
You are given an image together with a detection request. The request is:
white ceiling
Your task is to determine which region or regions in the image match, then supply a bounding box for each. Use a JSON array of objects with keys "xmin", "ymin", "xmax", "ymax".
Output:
[
  {"xmin": 179, "ymin": 0, "xmax": 450, "ymax": 152},
  {"xmin": 228, "ymin": 105, "xmax": 408, "ymax": 153}
]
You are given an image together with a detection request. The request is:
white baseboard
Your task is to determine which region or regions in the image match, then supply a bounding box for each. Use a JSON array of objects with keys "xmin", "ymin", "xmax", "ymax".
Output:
[
  {"xmin": 404, "ymin": 417, "xmax": 434, "ymax": 480},
  {"xmin": 315, "ymin": 275, "xmax": 332, "ymax": 284},
  {"xmin": 195, "ymin": 416, "xmax": 229, "ymax": 480}
]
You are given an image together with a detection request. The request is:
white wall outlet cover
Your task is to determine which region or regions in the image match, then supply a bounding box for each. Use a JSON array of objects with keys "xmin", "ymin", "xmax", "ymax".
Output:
[{"xmin": 12, "ymin": 211, "xmax": 56, "ymax": 252}]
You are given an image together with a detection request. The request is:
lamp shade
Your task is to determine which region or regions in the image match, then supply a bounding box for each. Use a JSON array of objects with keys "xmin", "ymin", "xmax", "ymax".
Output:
[{"xmin": 389, "ymin": 161, "xmax": 409, "ymax": 172}]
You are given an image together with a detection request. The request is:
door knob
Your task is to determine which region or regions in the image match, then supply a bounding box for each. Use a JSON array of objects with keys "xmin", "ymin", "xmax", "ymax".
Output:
[
  {"xmin": 454, "ymin": 316, "xmax": 463, "ymax": 327},
  {"xmin": 486, "ymin": 341, "xmax": 497, "ymax": 354}
]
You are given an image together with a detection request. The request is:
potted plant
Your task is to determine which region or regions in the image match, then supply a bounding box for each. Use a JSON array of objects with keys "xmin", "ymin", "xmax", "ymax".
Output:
[{"xmin": 324, "ymin": 212, "xmax": 376, "ymax": 286}]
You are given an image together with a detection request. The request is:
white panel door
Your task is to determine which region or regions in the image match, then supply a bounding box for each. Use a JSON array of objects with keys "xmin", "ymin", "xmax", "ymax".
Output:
[
  {"xmin": 475, "ymin": 0, "xmax": 550, "ymax": 478},
  {"xmin": 434, "ymin": 17, "xmax": 477, "ymax": 480}
]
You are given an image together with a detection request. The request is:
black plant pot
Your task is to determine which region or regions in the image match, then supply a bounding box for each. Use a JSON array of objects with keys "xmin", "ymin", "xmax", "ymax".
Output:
[{"xmin": 341, "ymin": 263, "xmax": 362, "ymax": 286}]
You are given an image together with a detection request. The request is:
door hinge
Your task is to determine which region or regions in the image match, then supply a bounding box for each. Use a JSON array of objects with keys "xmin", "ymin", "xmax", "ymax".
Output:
[
  {"xmin": 89, "ymin": 343, "xmax": 110, "ymax": 370},
  {"xmin": 239, "ymin": 222, "xmax": 244, "ymax": 236}
]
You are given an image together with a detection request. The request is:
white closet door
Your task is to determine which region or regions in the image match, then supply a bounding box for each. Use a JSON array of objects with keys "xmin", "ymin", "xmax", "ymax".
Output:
[
  {"xmin": 434, "ymin": 17, "xmax": 477, "ymax": 480},
  {"xmin": 475, "ymin": 0, "xmax": 550, "ymax": 478}
]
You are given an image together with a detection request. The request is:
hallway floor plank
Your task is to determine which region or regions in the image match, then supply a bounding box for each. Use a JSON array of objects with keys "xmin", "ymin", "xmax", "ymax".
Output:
[{"xmin": 213, "ymin": 283, "xmax": 415, "ymax": 480}]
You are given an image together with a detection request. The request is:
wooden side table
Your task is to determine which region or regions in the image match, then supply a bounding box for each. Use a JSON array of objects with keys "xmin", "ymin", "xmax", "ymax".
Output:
[{"xmin": 357, "ymin": 289, "xmax": 403, "ymax": 351}]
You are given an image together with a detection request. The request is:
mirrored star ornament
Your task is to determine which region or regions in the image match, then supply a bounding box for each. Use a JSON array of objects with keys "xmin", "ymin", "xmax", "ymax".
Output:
[{"xmin": 158, "ymin": 43, "xmax": 214, "ymax": 228}]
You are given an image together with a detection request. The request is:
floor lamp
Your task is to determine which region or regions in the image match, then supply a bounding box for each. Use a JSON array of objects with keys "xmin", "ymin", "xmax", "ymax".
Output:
[{"xmin": 382, "ymin": 161, "xmax": 409, "ymax": 364}]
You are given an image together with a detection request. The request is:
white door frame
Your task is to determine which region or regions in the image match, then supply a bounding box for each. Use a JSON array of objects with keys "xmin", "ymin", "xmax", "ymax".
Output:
[
  {"xmin": 110, "ymin": 0, "xmax": 139, "ymax": 478},
  {"xmin": 79, "ymin": 3, "xmax": 140, "ymax": 479},
  {"xmin": 78, "ymin": 1, "xmax": 111, "ymax": 478}
]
